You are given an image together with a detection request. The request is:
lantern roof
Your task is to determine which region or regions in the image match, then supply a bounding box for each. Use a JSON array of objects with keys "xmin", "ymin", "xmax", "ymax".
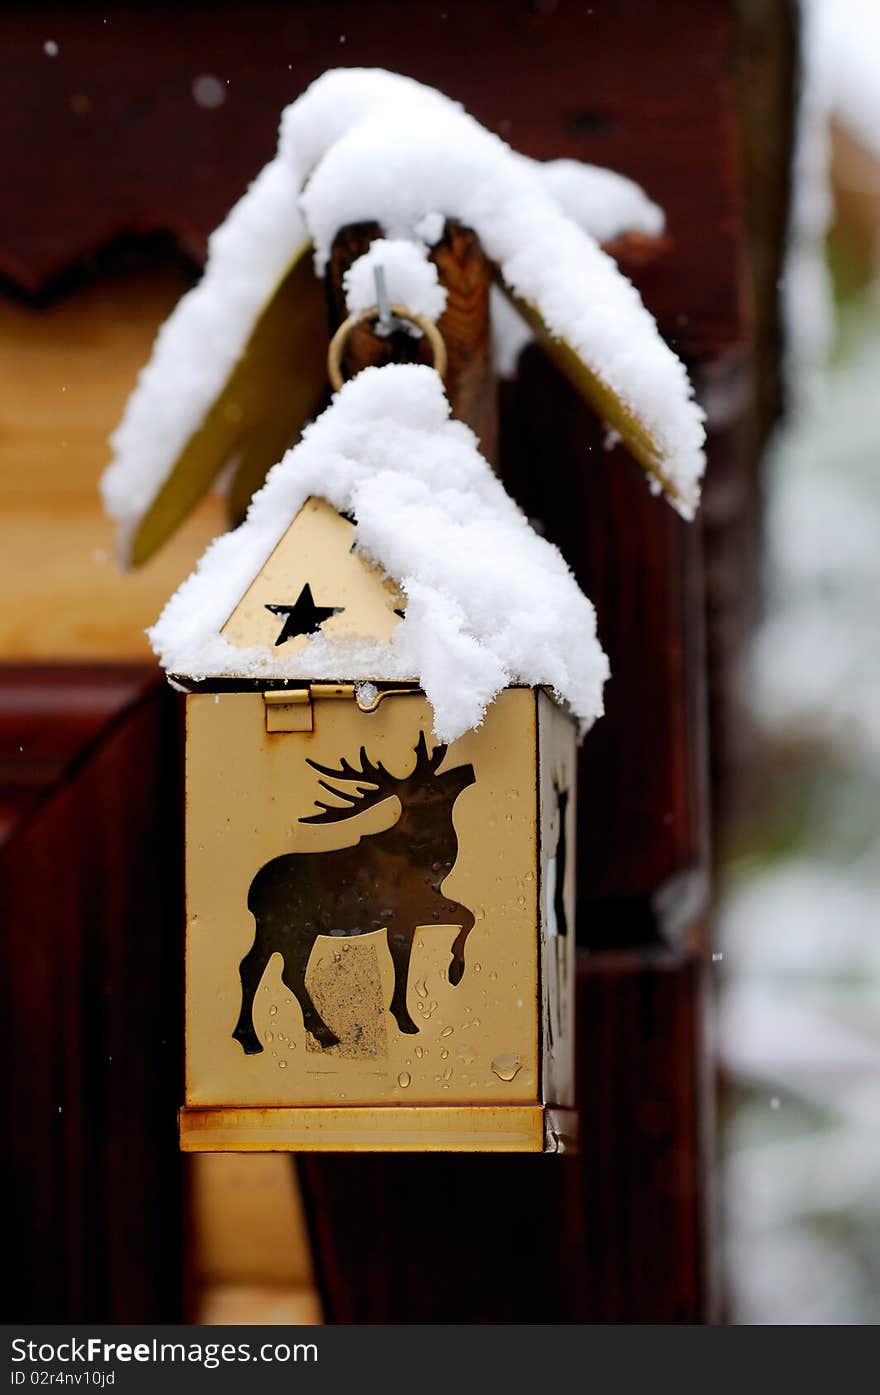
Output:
[
  {"xmin": 149, "ymin": 364, "xmax": 609, "ymax": 744},
  {"xmin": 102, "ymin": 67, "xmax": 705, "ymax": 568}
]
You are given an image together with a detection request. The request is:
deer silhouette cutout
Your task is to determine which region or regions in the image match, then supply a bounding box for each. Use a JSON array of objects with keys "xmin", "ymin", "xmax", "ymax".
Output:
[
  {"xmin": 553, "ymin": 787, "xmax": 569, "ymax": 940},
  {"xmin": 233, "ymin": 732, "xmax": 476, "ymax": 1053},
  {"xmin": 547, "ymin": 784, "xmax": 570, "ymax": 1050}
]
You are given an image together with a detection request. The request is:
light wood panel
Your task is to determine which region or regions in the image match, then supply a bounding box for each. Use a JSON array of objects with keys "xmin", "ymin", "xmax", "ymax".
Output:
[
  {"xmin": 0, "ymin": 266, "xmax": 227, "ymax": 658},
  {"xmin": 189, "ymin": 1150, "xmax": 323, "ymax": 1325},
  {"xmin": 189, "ymin": 1153, "xmax": 315, "ymax": 1288},
  {"xmin": 198, "ymin": 1283, "xmax": 322, "ymax": 1326}
]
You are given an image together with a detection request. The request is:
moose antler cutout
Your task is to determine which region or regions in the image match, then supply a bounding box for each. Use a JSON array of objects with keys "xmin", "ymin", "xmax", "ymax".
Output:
[
  {"xmin": 233, "ymin": 732, "xmax": 476, "ymax": 1053},
  {"xmin": 300, "ymin": 730, "xmax": 445, "ymax": 824}
]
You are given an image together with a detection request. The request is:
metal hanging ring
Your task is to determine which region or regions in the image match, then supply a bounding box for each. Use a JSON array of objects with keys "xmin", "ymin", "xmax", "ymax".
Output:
[{"xmin": 327, "ymin": 305, "xmax": 448, "ymax": 392}]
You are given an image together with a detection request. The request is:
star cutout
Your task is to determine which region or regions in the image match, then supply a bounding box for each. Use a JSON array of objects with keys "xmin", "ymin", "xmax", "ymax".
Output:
[{"xmin": 265, "ymin": 584, "xmax": 344, "ymax": 646}]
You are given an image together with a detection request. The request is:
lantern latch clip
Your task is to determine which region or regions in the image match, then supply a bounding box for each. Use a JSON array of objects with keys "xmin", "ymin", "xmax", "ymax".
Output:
[{"xmin": 263, "ymin": 683, "xmax": 358, "ymax": 732}]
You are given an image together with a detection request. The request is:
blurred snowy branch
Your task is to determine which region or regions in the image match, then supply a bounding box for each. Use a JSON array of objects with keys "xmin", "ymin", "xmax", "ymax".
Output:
[{"xmin": 722, "ymin": 0, "xmax": 880, "ymax": 1325}]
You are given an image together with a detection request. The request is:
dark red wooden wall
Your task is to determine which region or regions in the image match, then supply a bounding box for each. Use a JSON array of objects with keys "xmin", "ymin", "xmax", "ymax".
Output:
[
  {"xmin": 0, "ymin": 0, "xmax": 796, "ymax": 1323},
  {"xmin": 0, "ymin": 669, "xmax": 184, "ymax": 1321}
]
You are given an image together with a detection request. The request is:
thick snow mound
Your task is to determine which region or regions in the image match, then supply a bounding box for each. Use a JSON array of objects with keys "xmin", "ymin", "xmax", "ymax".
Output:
[
  {"xmin": 523, "ymin": 157, "xmax": 664, "ymax": 246},
  {"xmin": 104, "ymin": 67, "xmax": 700, "ymax": 551},
  {"xmin": 150, "ymin": 365, "xmax": 609, "ymax": 744}
]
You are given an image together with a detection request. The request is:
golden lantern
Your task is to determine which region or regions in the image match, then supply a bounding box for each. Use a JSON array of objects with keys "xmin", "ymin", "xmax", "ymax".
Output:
[
  {"xmin": 182, "ymin": 689, "xmax": 575, "ymax": 1153},
  {"xmin": 174, "ymin": 490, "xmax": 578, "ymax": 1154}
]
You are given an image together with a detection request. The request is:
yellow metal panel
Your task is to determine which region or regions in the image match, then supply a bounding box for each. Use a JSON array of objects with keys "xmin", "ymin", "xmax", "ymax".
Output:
[
  {"xmin": 185, "ymin": 687, "xmax": 540, "ymax": 1110},
  {"xmin": 221, "ymin": 498, "xmax": 404, "ymax": 653},
  {"xmin": 499, "ymin": 282, "xmax": 688, "ymax": 513},
  {"xmin": 129, "ymin": 244, "xmax": 327, "ymax": 566},
  {"xmin": 180, "ymin": 1105, "xmax": 546, "ymax": 1153}
]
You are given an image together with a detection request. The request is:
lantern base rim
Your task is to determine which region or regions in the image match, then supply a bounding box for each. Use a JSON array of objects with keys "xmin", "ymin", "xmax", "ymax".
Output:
[{"xmin": 178, "ymin": 1104, "xmax": 576, "ymax": 1154}]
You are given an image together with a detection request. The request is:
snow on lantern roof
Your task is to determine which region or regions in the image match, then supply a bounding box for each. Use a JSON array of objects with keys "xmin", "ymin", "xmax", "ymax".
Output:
[
  {"xmin": 149, "ymin": 364, "xmax": 609, "ymax": 745},
  {"xmin": 103, "ymin": 67, "xmax": 705, "ymax": 565}
]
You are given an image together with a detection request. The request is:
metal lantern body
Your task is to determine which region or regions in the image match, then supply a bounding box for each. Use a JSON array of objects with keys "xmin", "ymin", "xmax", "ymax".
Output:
[{"xmin": 176, "ymin": 499, "xmax": 577, "ymax": 1153}]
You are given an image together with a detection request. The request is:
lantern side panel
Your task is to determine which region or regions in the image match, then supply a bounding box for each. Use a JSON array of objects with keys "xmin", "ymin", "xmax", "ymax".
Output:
[
  {"xmin": 538, "ymin": 690, "xmax": 577, "ymax": 1110},
  {"xmin": 184, "ymin": 687, "xmax": 540, "ymax": 1108}
]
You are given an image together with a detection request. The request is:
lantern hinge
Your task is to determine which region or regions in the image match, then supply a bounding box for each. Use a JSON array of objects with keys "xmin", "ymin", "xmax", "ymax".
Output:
[
  {"xmin": 262, "ymin": 683, "xmax": 356, "ymax": 732},
  {"xmin": 263, "ymin": 682, "xmax": 421, "ymax": 732},
  {"xmin": 263, "ymin": 688, "xmax": 313, "ymax": 732}
]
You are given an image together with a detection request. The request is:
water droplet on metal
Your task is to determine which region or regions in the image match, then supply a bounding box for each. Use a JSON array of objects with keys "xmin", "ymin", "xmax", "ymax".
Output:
[
  {"xmin": 441, "ymin": 1049, "xmax": 449, "ymax": 1060},
  {"xmin": 269, "ymin": 1004, "xmax": 278, "ymax": 1016},
  {"xmin": 415, "ymin": 980, "xmax": 428, "ymax": 999},
  {"xmin": 440, "ymin": 1025, "xmax": 453, "ymax": 1038},
  {"xmin": 265, "ymin": 1031, "xmax": 274, "ymax": 1043},
  {"xmin": 278, "ymin": 1058, "xmax": 288, "ymax": 1069},
  {"xmin": 398, "ymin": 1071, "xmax": 411, "ymax": 1089},
  {"xmin": 491, "ymin": 1052, "xmax": 522, "ymax": 1082}
]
